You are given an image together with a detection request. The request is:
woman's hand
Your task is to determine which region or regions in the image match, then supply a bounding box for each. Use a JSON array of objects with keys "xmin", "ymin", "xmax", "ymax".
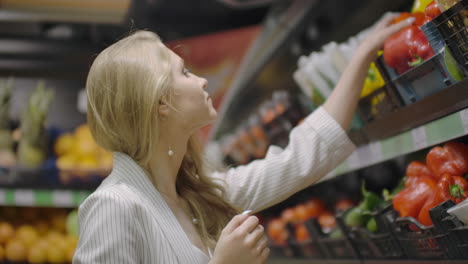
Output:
[
  {"xmin": 357, "ymin": 14, "xmax": 415, "ymax": 62},
  {"xmin": 211, "ymin": 213, "xmax": 269, "ymax": 264},
  {"xmin": 323, "ymin": 13, "xmax": 414, "ymax": 130}
]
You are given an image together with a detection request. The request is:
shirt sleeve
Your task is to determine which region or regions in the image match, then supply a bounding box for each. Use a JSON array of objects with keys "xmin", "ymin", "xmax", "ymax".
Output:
[
  {"xmin": 73, "ymin": 189, "xmax": 142, "ymax": 264},
  {"xmin": 210, "ymin": 107, "xmax": 356, "ymax": 212}
]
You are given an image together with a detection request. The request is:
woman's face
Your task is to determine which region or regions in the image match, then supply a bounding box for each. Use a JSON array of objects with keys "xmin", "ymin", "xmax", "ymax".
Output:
[{"xmin": 167, "ymin": 49, "xmax": 217, "ymax": 130}]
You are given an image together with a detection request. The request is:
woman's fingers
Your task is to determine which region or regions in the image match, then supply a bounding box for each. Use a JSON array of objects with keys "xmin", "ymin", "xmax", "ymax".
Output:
[
  {"xmin": 236, "ymin": 216, "xmax": 259, "ymax": 236},
  {"xmin": 245, "ymin": 224, "xmax": 265, "ymax": 248},
  {"xmin": 223, "ymin": 213, "xmax": 250, "ymax": 234}
]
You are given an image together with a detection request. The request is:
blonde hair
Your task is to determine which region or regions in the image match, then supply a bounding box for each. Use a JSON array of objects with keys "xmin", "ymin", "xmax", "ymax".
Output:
[{"xmin": 86, "ymin": 30, "xmax": 238, "ymax": 248}]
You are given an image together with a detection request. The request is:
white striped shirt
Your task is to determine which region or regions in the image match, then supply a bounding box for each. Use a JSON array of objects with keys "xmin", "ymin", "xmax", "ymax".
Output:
[{"xmin": 73, "ymin": 107, "xmax": 355, "ymax": 264}]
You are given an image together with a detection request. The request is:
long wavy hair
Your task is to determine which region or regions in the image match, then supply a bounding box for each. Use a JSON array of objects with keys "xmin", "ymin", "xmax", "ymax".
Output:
[{"xmin": 86, "ymin": 30, "xmax": 238, "ymax": 248}]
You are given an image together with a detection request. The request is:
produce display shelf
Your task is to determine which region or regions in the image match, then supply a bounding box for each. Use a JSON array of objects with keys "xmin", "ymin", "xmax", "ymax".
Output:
[
  {"xmin": 0, "ymin": 188, "xmax": 91, "ymax": 208},
  {"xmin": 328, "ymin": 104, "xmax": 468, "ymax": 178},
  {"xmin": 268, "ymin": 259, "xmax": 468, "ymax": 264}
]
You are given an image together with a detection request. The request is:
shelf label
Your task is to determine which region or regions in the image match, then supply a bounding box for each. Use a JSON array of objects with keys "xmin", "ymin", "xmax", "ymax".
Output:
[
  {"xmin": 411, "ymin": 126, "xmax": 428, "ymax": 150},
  {"xmin": 15, "ymin": 190, "xmax": 34, "ymax": 206},
  {"xmin": 426, "ymin": 112, "xmax": 464, "ymax": 145},
  {"xmin": 35, "ymin": 191, "xmax": 53, "ymax": 206},
  {"xmin": 53, "ymin": 191, "xmax": 73, "ymax": 207},
  {"xmin": 460, "ymin": 109, "xmax": 468, "ymax": 133},
  {"xmin": 346, "ymin": 151, "xmax": 360, "ymax": 169}
]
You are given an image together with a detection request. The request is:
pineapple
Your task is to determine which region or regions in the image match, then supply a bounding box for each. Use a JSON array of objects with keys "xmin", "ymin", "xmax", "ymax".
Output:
[
  {"xmin": 17, "ymin": 81, "xmax": 54, "ymax": 169},
  {"xmin": 0, "ymin": 79, "xmax": 16, "ymax": 167}
]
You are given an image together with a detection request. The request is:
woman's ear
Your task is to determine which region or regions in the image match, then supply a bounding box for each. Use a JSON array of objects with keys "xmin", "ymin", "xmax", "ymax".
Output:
[{"xmin": 158, "ymin": 101, "xmax": 170, "ymax": 119}]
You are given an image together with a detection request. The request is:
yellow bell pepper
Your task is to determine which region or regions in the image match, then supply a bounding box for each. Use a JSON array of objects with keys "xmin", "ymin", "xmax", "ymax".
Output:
[
  {"xmin": 411, "ymin": 0, "xmax": 434, "ymax": 13},
  {"xmin": 360, "ymin": 62, "xmax": 385, "ymax": 98}
]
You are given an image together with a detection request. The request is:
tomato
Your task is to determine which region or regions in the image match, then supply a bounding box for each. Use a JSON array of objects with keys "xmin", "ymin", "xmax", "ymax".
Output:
[
  {"xmin": 294, "ymin": 204, "xmax": 308, "ymax": 222},
  {"xmin": 425, "ymin": 1, "xmax": 442, "ymax": 18},
  {"xmin": 318, "ymin": 212, "xmax": 336, "ymax": 232},
  {"xmin": 267, "ymin": 219, "xmax": 288, "ymax": 245},
  {"xmin": 335, "ymin": 199, "xmax": 355, "ymax": 212},
  {"xmin": 294, "ymin": 223, "xmax": 310, "ymax": 242},
  {"xmin": 304, "ymin": 199, "xmax": 326, "ymax": 218},
  {"xmin": 281, "ymin": 208, "xmax": 297, "ymax": 224},
  {"xmin": 412, "ymin": 12, "xmax": 426, "ymax": 26}
]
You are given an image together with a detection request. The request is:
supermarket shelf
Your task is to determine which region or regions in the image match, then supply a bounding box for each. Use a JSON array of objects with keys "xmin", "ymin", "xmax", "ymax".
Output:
[
  {"xmin": 208, "ymin": 0, "xmax": 317, "ymax": 140},
  {"xmin": 329, "ymin": 105, "xmax": 468, "ymax": 178},
  {"xmin": 0, "ymin": 188, "xmax": 91, "ymax": 208},
  {"xmin": 364, "ymin": 77, "xmax": 468, "ymax": 141},
  {"xmin": 268, "ymin": 259, "xmax": 468, "ymax": 264}
]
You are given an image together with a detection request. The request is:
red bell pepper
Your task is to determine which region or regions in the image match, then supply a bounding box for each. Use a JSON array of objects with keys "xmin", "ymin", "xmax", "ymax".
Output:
[
  {"xmin": 406, "ymin": 161, "xmax": 433, "ymax": 178},
  {"xmin": 439, "ymin": 174, "xmax": 468, "ymax": 204},
  {"xmin": 383, "ymin": 25, "xmax": 435, "ymax": 74},
  {"xmin": 425, "ymin": 1, "xmax": 442, "ymax": 19},
  {"xmin": 418, "ymin": 184, "xmax": 444, "ymax": 226},
  {"xmin": 393, "ymin": 177, "xmax": 437, "ymax": 219},
  {"xmin": 426, "ymin": 141, "xmax": 468, "ymax": 179}
]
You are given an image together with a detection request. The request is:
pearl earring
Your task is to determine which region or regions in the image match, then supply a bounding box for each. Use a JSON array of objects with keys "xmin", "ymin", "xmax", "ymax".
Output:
[{"xmin": 168, "ymin": 147, "xmax": 174, "ymax": 156}]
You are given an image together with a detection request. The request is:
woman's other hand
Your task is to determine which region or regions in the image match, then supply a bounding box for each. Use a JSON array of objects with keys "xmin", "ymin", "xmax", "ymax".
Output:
[{"xmin": 211, "ymin": 213, "xmax": 269, "ymax": 264}]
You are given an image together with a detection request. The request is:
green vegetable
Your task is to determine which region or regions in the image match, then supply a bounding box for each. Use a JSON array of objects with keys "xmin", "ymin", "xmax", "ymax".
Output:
[
  {"xmin": 366, "ymin": 217, "xmax": 378, "ymax": 233},
  {"xmin": 359, "ymin": 182, "xmax": 383, "ymax": 212},
  {"xmin": 344, "ymin": 207, "xmax": 369, "ymax": 227},
  {"xmin": 329, "ymin": 228, "xmax": 344, "ymax": 239}
]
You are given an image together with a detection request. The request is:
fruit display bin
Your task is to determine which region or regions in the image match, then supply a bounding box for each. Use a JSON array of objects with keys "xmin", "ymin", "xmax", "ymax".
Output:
[
  {"xmin": 375, "ymin": 47, "xmax": 464, "ymax": 106},
  {"xmin": 432, "ymin": 0, "xmax": 468, "ymax": 77},
  {"xmin": 305, "ymin": 213, "xmax": 360, "ymax": 260},
  {"xmin": 388, "ymin": 200, "xmax": 464, "ymax": 260},
  {"xmin": 343, "ymin": 205, "xmax": 405, "ymax": 259}
]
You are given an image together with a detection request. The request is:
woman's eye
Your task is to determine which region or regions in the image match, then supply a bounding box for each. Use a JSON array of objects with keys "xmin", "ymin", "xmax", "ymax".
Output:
[{"xmin": 183, "ymin": 68, "xmax": 190, "ymax": 76}]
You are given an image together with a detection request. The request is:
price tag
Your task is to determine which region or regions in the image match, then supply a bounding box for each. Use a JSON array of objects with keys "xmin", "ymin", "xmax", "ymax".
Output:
[
  {"xmin": 53, "ymin": 191, "xmax": 73, "ymax": 207},
  {"xmin": 460, "ymin": 109, "xmax": 468, "ymax": 133},
  {"xmin": 411, "ymin": 126, "xmax": 428, "ymax": 151},
  {"xmin": 15, "ymin": 190, "xmax": 34, "ymax": 206},
  {"xmin": 0, "ymin": 189, "xmax": 5, "ymax": 204}
]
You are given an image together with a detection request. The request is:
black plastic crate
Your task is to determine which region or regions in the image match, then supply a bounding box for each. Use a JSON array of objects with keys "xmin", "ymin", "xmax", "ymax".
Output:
[
  {"xmin": 392, "ymin": 216, "xmax": 448, "ymax": 259},
  {"xmin": 389, "ymin": 200, "xmax": 464, "ymax": 260},
  {"xmin": 305, "ymin": 213, "xmax": 360, "ymax": 259},
  {"xmin": 432, "ymin": 0, "xmax": 468, "ymax": 77},
  {"xmin": 357, "ymin": 85, "xmax": 400, "ymax": 124},
  {"xmin": 375, "ymin": 47, "xmax": 464, "ymax": 106},
  {"xmin": 344, "ymin": 205, "xmax": 405, "ymax": 259},
  {"xmin": 289, "ymin": 239, "xmax": 324, "ymax": 258}
]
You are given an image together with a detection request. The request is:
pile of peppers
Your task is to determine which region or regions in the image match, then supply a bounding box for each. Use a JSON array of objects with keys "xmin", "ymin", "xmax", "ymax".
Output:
[
  {"xmin": 383, "ymin": 1, "xmax": 442, "ymax": 74},
  {"xmin": 393, "ymin": 141, "xmax": 468, "ymax": 226}
]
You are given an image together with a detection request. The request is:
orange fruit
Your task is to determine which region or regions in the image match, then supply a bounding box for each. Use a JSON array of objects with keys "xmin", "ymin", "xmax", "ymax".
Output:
[
  {"xmin": 54, "ymin": 133, "xmax": 75, "ymax": 156},
  {"xmin": 0, "ymin": 222, "xmax": 15, "ymax": 244},
  {"xmin": 28, "ymin": 245, "xmax": 47, "ymax": 263},
  {"xmin": 0, "ymin": 244, "xmax": 4, "ymax": 260},
  {"xmin": 5, "ymin": 239, "xmax": 27, "ymax": 261},
  {"xmin": 16, "ymin": 225, "xmax": 39, "ymax": 248},
  {"xmin": 47, "ymin": 246, "xmax": 66, "ymax": 263}
]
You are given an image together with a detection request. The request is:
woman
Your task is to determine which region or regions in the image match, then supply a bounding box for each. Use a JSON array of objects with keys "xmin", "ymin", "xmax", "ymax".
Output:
[{"xmin": 73, "ymin": 14, "xmax": 414, "ymax": 264}]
